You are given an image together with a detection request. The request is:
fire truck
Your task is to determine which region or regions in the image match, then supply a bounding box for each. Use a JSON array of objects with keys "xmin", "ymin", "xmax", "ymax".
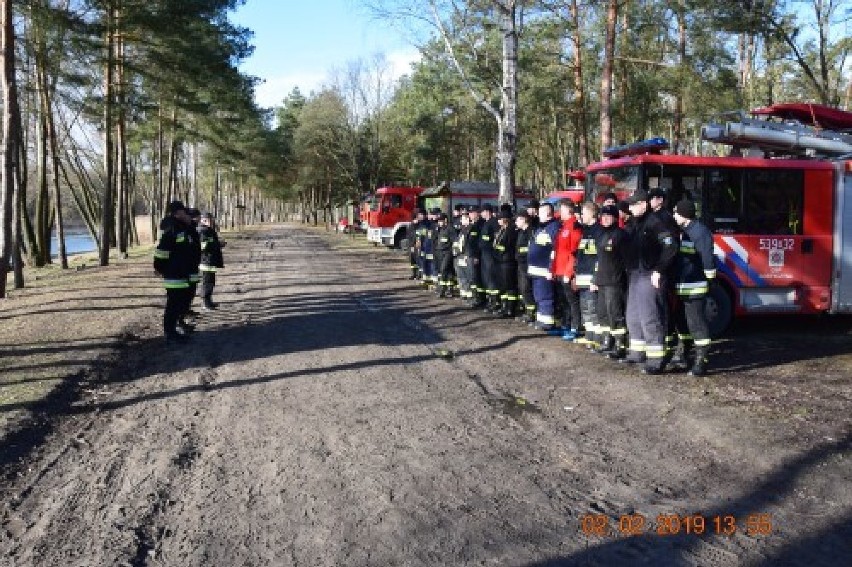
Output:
[
  {"xmin": 585, "ymin": 103, "xmax": 852, "ymax": 336},
  {"xmin": 366, "ymin": 181, "xmax": 535, "ymax": 248},
  {"xmin": 365, "ymin": 186, "xmax": 424, "ymax": 248},
  {"xmin": 542, "ymin": 170, "xmax": 587, "ymax": 212}
]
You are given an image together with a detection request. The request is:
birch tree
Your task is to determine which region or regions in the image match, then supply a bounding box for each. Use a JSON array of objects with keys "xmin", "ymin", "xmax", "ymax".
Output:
[{"xmin": 0, "ymin": 0, "xmax": 17, "ymax": 297}]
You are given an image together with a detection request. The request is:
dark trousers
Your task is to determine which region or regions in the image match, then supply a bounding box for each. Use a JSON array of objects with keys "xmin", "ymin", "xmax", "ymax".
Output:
[
  {"xmin": 556, "ymin": 278, "xmax": 581, "ymax": 330},
  {"xmin": 517, "ymin": 263, "xmax": 534, "ymax": 311},
  {"xmin": 498, "ymin": 261, "xmax": 518, "ymax": 302},
  {"xmin": 532, "ymin": 276, "xmax": 555, "ymax": 326},
  {"xmin": 480, "ymin": 253, "xmax": 498, "ymax": 296},
  {"xmin": 202, "ymin": 271, "xmax": 216, "ymax": 304},
  {"xmin": 626, "ymin": 271, "xmax": 668, "ymax": 360},
  {"xmin": 597, "ymin": 285, "xmax": 626, "ymax": 335},
  {"xmin": 578, "ymin": 288, "xmax": 598, "ymax": 334},
  {"xmin": 455, "ymin": 258, "xmax": 472, "ymax": 299},
  {"xmin": 675, "ymin": 295, "xmax": 710, "ymax": 347},
  {"xmin": 470, "ymin": 257, "xmax": 483, "ymax": 296},
  {"xmin": 164, "ymin": 288, "xmax": 187, "ymax": 336},
  {"xmin": 437, "ymin": 254, "xmax": 454, "ymax": 288}
]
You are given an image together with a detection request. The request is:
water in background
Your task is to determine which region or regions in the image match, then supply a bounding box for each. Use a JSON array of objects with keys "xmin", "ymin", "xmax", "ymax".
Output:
[{"xmin": 51, "ymin": 232, "xmax": 97, "ymax": 257}]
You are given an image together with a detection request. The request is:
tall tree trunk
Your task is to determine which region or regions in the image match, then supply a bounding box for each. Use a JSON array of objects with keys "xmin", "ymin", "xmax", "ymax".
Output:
[
  {"xmin": 115, "ymin": 11, "xmax": 128, "ymax": 255},
  {"xmin": 40, "ymin": 64, "xmax": 68, "ymax": 268},
  {"xmin": 600, "ymin": 0, "xmax": 618, "ymax": 154},
  {"xmin": 672, "ymin": 4, "xmax": 686, "ymax": 155},
  {"xmin": 495, "ymin": 2, "xmax": 518, "ymax": 206},
  {"xmin": 0, "ymin": 0, "xmax": 16, "ymax": 296},
  {"xmin": 99, "ymin": 1, "xmax": 115, "ymax": 266},
  {"xmin": 570, "ymin": 0, "xmax": 589, "ymax": 167},
  {"xmin": 35, "ymin": 104, "xmax": 50, "ymax": 265}
]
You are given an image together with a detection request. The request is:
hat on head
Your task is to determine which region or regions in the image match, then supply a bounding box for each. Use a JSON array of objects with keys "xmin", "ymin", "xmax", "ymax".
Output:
[
  {"xmin": 600, "ymin": 204, "xmax": 620, "ymax": 217},
  {"xmin": 453, "ymin": 203, "xmax": 464, "ymax": 212},
  {"xmin": 527, "ymin": 199, "xmax": 540, "ymax": 209},
  {"xmin": 415, "ymin": 207, "xmax": 426, "ymax": 215},
  {"xmin": 201, "ymin": 212, "xmax": 214, "ymax": 220},
  {"xmin": 437, "ymin": 212, "xmax": 448, "ymax": 221},
  {"xmin": 482, "ymin": 203, "xmax": 494, "ymax": 213},
  {"xmin": 516, "ymin": 210, "xmax": 531, "ymax": 220},
  {"xmin": 468, "ymin": 204, "xmax": 480, "ymax": 213},
  {"xmin": 186, "ymin": 207, "xmax": 201, "ymax": 217},
  {"xmin": 648, "ymin": 188, "xmax": 666, "ymax": 199},
  {"xmin": 168, "ymin": 200, "xmax": 186, "ymax": 214},
  {"xmin": 675, "ymin": 199, "xmax": 697, "ymax": 219},
  {"xmin": 499, "ymin": 209, "xmax": 513, "ymax": 220},
  {"xmin": 626, "ymin": 190, "xmax": 650, "ymax": 205},
  {"xmin": 430, "ymin": 207, "xmax": 441, "ymax": 215}
]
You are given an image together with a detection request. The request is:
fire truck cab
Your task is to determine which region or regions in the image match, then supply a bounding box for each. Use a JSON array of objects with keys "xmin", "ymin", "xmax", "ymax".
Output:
[
  {"xmin": 585, "ymin": 106, "xmax": 852, "ymax": 336},
  {"xmin": 365, "ymin": 186, "xmax": 423, "ymax": 248}
]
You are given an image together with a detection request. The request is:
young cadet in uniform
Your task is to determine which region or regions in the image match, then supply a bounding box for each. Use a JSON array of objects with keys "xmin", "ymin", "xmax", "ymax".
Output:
[
  {"xmin": 493, "ymin": 208, "xmax": 518, "ymax": 317},
  {"xmin": 574, "ymin": 202, "xmax": 602, "ymax": 348},
  {"xmin": 453, "ymin": 210, "xmax": 474, "ymax": 302},
  {"xmin": 153, "ymin": 201, "xmax": 197, "ymax": 344},
  {"xmin": 528, "ymin": 202, "xmax": 560, "ymax": 330},
  {"xmin": 434, "ymin": 213, "xmax": 456, "ymax": 298},
  {"xmin": 514, "ymin": 211, "xmax": 535, "ymax": 323},
  {"xmin": 591, "ymin": 205, "xmax": 628, "ymax": 359},
  {"xmin": 198, "ymin": 212, "xmax": 224, "ymax": 310},
  {"xmin": 671, "ymin": 199, "xmax": 716, "ymax": 376},
  {"xmin": 525, "ymin": 199, "xmax": 541, "ymax": 231},
  {"xmin": 622, "ymin": 190, "xmax": 679, "ymax": 374},
  {"xmin": 408, "ymin": 209, "xmax": 422, "ymax": 280},
  {"xmin": 649, "ymin": 188, "xmax": 680, "ymax": 356},
  {"xmin": 467, "ymin": 205, "xmax": 485, "ymax": 308},
  {"xmin": 419, "ymin": 209, "xmax": 437, "ymax": 287},
  {"xmin": 552, "ymin": 199, "xmax": 583, "ymax": 340},
  {"xmin": 181, "ymin": 208, "xmax": 203, "ymax": 328},
  {"xmin": 478, "ymin": 204, "xmax": 500, "ymax": 312}
]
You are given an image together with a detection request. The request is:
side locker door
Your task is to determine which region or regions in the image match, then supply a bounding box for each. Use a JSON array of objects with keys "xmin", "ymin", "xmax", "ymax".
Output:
[{"xmin": 832, "ymin": 166, "xmax": 852, "ymax": 312}]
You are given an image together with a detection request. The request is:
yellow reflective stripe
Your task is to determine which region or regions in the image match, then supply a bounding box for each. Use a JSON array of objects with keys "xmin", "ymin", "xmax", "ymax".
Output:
[
  {"xmin": 481, "ymin": 235, "xmax": 491, "ymax": 241},
  {"xmin": 494, "ymin": 245, "xmax": 505, "ymax": 251},
  {"xmin": 536, "ymin": 313, "xmax": 555, "ymax": 325},
  {"xmin": 704, "ymin": 269, "xmax": 717, "ymax": 279},
  {"xmin": 199, "ymin": 265, "xmax": 218, "ymax": 273},
  {"xmin": 575, "ymin": 274, "xmax": 593, "ymax": 287},
  {"xmin": 645, "ymin": 345, "xmax": 665, "ymax": 358},
  {"xmin": 518, "ymin": 246, "xmax": 529, "ymax": 253},
  {"xmin": 534, "ymin": 233, "xmax": 551, "ymax": 245},
  {"xmin": 163, "ymin": 279, "xmax": 189, "ymax": 289},
  {"xmin": 694, "ymin": 339, "xmax": 711, "ymax": 347}
]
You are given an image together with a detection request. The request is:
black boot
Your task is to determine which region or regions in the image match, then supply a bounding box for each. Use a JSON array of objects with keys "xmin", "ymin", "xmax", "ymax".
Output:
[
  {"xmin": 502, "ymin": 301, "xmax": 516, "ymax": 319},
  {"xmin": 669, "ymin": 342, "xmax": 692, "ymax": 371},
  {"xmin": 607, "ymin": 335, "xmax": 628, "ymax": 360},
  {"xmin": 595, "ymin": 333, "xmax": 614, "ymax": 355},
  {"xmin": 689, "ymin": 346, "xmax": 710, "ymax": 376}
]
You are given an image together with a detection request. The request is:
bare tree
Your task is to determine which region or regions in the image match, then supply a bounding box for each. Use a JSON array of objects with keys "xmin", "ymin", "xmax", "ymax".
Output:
[{"xmin": 0, "ymin": 0, "xmax": 18, "ymax": 296}]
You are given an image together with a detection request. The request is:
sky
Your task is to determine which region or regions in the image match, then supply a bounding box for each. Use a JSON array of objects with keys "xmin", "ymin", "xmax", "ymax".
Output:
[{"xmin": 229, "ymin": 0, "xmax": 422, "ymax": 109}]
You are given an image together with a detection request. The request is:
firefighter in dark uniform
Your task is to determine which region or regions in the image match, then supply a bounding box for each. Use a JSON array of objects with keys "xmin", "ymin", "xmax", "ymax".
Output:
[
  {"xmin": 198, "ymin": 212, "xmax": 224, "ymax": 310},
  {"xmin": 453, "ymin": 209, "xmax": 474, "ymax": 302},
  {"xmin": 478, "ymin": 204, "xmax": 500, "ymax": 312},
  {"xmin": 622, "ymin": 190, "xmax": 679, "ymax": 374},
  {"xmin": 671, "ymin": 199, "xmax": 716, "ymax": 376},
  {"xmin": 493, "ymin": 208, "xmax": 518, "ymax": 317},
  {"xmin": 525, "ymin": 199, "xmax": 541, "ymax": 231},
  {"xmin": 575, "ymin": 201, "xmax": 603, "ymax": 348},
  {"xmin": 591, "ymin": 204, "xmax": 629, "ymax": 358},
  {"xmin": 434, "ymin": 213, "xmax": 455, "ymax": 297},
  {"xmin": 467, "ymin": 205, "xmax": 485, "ymax": 308},
  {"xmin": 418, "ymin": 209, "xmax": 436, "ymax": 287},
  {"xmin": 649, "ymin": 188, "xmax": 680, "ymax": 356},
  {"xmin": 452, "ymin": 204, "xmax": 464, "ymax": 231},
  {"xmin": 153, "ymin": 201, "xmax": 197, "ymax": 343},
  {"xmin": 409, "ymin": 209, "xmax": 422, "ymax": 280},
  {"xmin": 514, "ymin": 211, "xmax": 535, "ymax": 323},
  {"xmin": 528, "ymin": 202, "xmax": 560, "ymax": 330},
  {"xmin": 182, "ymin": 208, "xmax": 202, "ymax": 327}
]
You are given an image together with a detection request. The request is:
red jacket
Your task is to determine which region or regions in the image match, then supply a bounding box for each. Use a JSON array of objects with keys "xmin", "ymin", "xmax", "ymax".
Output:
[{"xmin": 552, "ymin": 218, "xmax": 583, "ymax": 278}]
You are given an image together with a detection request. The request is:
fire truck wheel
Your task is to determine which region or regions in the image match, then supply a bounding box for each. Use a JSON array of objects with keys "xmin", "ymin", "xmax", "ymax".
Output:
[
  {"xmin": 393, "ymin": 231, "xmax": 406, "ymax": 250},
  {"xmin": 706, "ymin": 282, "xmax": 733, "ymax": 339}
]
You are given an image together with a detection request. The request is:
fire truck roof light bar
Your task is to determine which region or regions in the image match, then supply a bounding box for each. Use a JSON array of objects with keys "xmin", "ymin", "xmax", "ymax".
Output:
[{"xmin": 603, "ymin": 137, "xmax": 669, "ymax": 159}]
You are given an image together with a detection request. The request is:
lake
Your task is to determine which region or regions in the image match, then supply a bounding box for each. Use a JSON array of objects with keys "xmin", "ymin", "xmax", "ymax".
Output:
[{"xmin": 51, "ymin": 232, "xmax": 97, "ymax": 257}]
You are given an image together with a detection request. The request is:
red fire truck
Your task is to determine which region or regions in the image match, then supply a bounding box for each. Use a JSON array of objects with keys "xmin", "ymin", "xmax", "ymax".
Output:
[
  {"xmin": 585, "ymin": 103, "xmax": 852, "ymax": 336},
  {"xmin": 418, "ymin": 181, "xmax": 535, "ymax": 216},
  {"xmin": 365, "ymin": 186, "xmax": 424, "ymax": 248}
]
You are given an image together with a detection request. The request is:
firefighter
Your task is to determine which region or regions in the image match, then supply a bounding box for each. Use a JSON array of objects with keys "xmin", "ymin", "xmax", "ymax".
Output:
[
  {"xmin": 198, "ymin": 212, "xmax": 224, "ymax": 310},
  {"xmin": 622, "ymin": 190, "xmax": 679, "ymax": 374},
  {"xmin": 528, "ymin": 202, "xmax": 560, "ymax": 331},
  {"xmin": 181, "ymin": 208, "xmax": 202, "ymax": 327},
  {"xmin": 574, "ymin": 201, "xmax": 603, "ymax": 348},
  {"xmin": 649, "ymin": 188, "xmax": 680, "ymax": 355},
  {"xmin": 525, "ymin": 199, "xmax": 541, "ymax": 231},
  {"xmin": 453, "ymin": 209, "xmax": 473, "ymax": 303},
  {"xmin": 452, "ymin": 203, "xmax": 464, "ymax": 231},
  {"xmin": 434, "ymin": 213, "xmax": 455, "ymax": 298},
  {"xmin": 552, "ymin": 199, "xmax": 583, "ymax": 340},
  {"xmin": 493, "ymin": 208, "xmax": 518, "ymax": 317},
  {"xmin": 479, "ymin": 203, "xmax": 500, "ymax": 312},
  {"xmin": 408, "ymin": 209, "xmax": 422, "ymax": 280},
  {"xmin": 514, "ymin": 211, "xmax": 535, "ymax": 323},
  {"xmin": 419, "ymin": 209, "xmax": 436, "ymax": 287},
  {"xmin": 467, "ymin": 205, "xmax": 485, "ymax": 308},
  {"xmin": 671, "ymin": 199, "xmax": 716, "ymax": 376},
  {"xmin": 153, "ymin": 201, "xmax": 197, "ymax": 343},
  {"xmin": 591, "ymin": 204, "xmax": 628, "ymax": 359}
]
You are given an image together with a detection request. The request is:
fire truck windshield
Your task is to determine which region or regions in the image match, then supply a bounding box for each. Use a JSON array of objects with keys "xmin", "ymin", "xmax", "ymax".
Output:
[{"xmin": 586, "ymin": 166, "xmax": 640, "ymax": 203}]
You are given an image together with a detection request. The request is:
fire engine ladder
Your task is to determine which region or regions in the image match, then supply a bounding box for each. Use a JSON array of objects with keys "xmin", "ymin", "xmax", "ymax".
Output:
[{"xmin": 701, "ymin": 112, "xmax": 852, "ymax": 157}]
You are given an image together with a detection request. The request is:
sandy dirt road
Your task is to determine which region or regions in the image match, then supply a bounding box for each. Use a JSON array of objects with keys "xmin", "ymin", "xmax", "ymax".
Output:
[{"xmin": 1, "ymin": 225, "xmax": 850, "ymax": 566}]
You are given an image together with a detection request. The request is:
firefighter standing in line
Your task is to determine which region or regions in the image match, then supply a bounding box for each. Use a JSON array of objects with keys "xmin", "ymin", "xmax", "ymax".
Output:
[
  {"xmin": 649, "ymin": 188, "xmax": 680, "ymax": 356},
  {"xmin": 527, "ymin": 203, "xmax": 560, "ymax": 331},
  {"xmin": 153, "ymin": 201, "xmax": 197, "ymax": 343},
  {"xmin": 590, "ymin": 204, "xmax": 629, "ymax": 359},
  {"xmin": 493, "ymin": 209, "xmax": 518, "ymax": 317},
  {"xmin": 467, "ymin": 205, "xmax": 485, "ymax": 308},
  {"xmin": 574, "ymin": 201, "xmax": 602, "ymax": 348},
  {"xmin": 671, "ymin": 199, "xmax": 716, "ymax": 376},
  {"xmin": 622, "ymin": 190, "xmax": 679, "ymax": 374},
  {"xmin": 514, "ymin": 211, "xmax": 535, "ymax": 323},
  {"xmin": 453, "ymin": 210, "xmax": 474, "ymax": 302},
  {"xmin": 418, "ymin": 209, "xmax": 436, "ymax": 287},
  {"xmin": 479, "ymin": 204, "xmax": 500, "ymax": 312},
  {"xmin": 552, "ymin": 199, "xmax": 583, "ymax": 340},
  {"xmin": 181, "ymin": 208, "xmax": 203, "ymax": 329},
  {"xmin": 198, "ymin": 212, "xmax": 224, "ymax": 310},
  {"xmin": 409, "ymin": 209, "xmax": 423, "ymax": 280},
  {"xmin": 525, "ymin": 199, "xmax": 541, "ymax": 231},
  {"xmin": 434, "ymin": 213, "xmax": 456, "ymax": 298}
]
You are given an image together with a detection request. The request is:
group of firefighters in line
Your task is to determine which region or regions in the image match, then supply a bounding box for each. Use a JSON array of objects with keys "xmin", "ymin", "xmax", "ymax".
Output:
[
  {"xmin": 408, "ymin": 190, "xmax": 716, "ymax": 376},
  {"xmin": 153, "ymin": 201, "xmax": 225, "ymax": 343}
]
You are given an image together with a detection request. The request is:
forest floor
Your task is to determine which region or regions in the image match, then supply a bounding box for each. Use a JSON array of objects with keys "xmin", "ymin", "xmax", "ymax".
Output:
[{"xmin": 1, "ymin": 223, "xmax": 850, "ymax": 566}]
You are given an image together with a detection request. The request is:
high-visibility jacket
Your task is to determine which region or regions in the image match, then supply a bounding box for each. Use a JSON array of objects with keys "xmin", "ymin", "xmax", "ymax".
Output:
[
  {"xmin": 153, "ymin": 217, "xmax": 197, "ymax": 289},
  {"xmin": 673, "ymin": 219, "xmax": 716, "ymax": 297},
  {"xmin": 575, "ymin": 222, "xmax": 603, "ymax": 289},
  {"xmin": 527, "ymin": 218, "xmax": 560, "ymax": 279}
]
